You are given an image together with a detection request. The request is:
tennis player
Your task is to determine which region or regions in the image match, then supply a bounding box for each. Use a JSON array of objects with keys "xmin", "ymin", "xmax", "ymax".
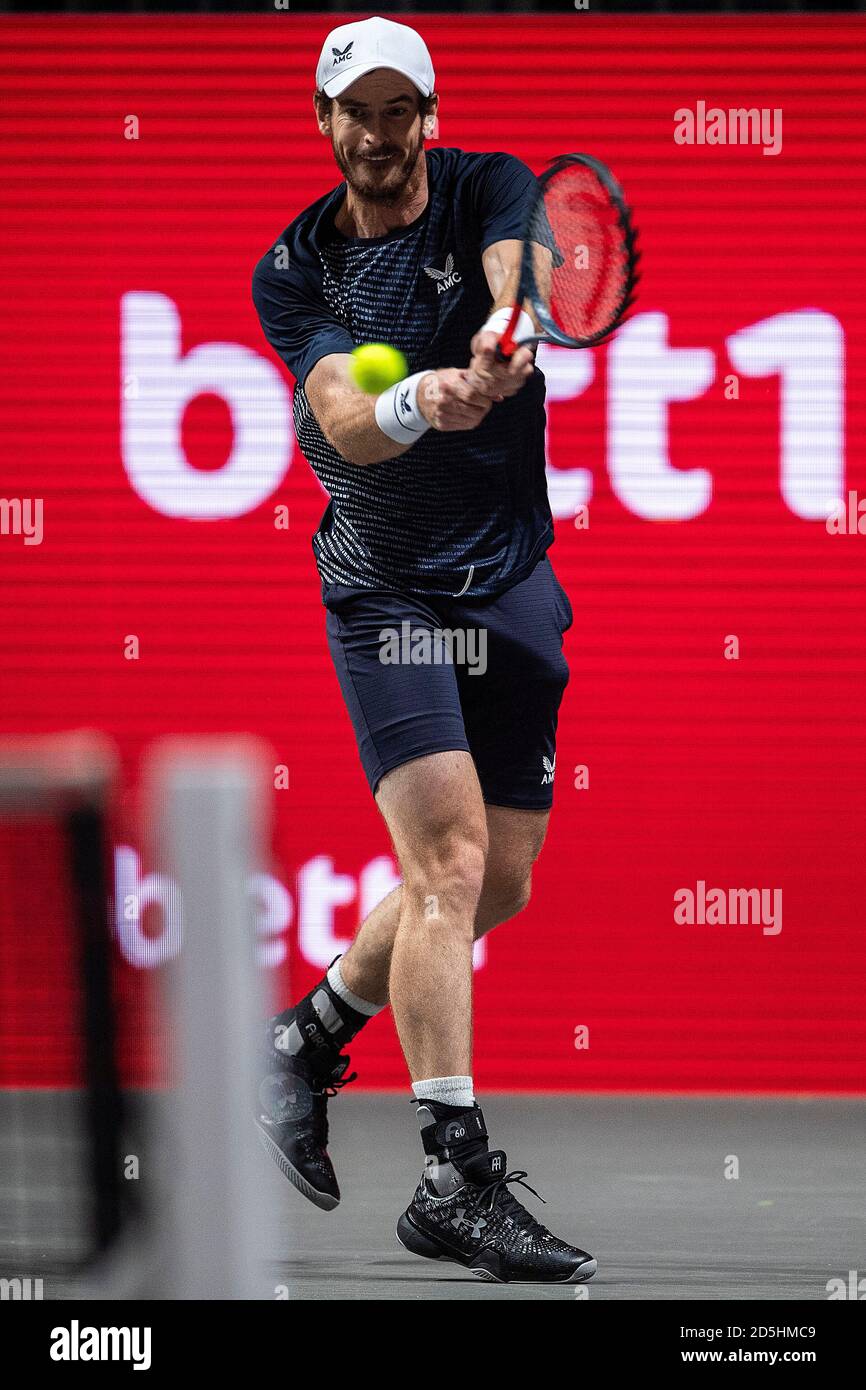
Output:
[{"xmin": 252, "ymin": 15, "xmax": 595, "ymax": 1284}]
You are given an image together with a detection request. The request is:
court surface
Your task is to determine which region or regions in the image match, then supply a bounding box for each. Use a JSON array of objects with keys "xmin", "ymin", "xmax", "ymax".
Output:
[
  {"xmin": 260, "ymin": 1094, "xmax": 864, "ymax": 1301},
  {"xmin": 3, "ymin": 1093, "xmax": 861, "ymax": 1301}
]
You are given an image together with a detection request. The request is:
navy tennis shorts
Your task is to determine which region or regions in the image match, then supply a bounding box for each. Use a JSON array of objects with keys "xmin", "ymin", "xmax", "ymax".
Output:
[{"xmin": 323, "ymin": 554, "xmax": 573, "ymax": 810}]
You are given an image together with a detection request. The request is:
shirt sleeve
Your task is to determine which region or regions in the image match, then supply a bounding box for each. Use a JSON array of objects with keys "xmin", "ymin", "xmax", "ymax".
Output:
[
  {"xmin": 251, "ymin": 243, "xmax": 354, "ymax": 391},
  {"xmin": 472, "ymin": 152, "xmax": 537, "ymax": 252},
  {"xmin": 472, "ymin": 152, "xmax": 564, "ymax": 268}
]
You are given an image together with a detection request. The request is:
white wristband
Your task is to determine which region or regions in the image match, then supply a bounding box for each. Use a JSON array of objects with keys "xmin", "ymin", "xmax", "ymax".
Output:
[
  {"xmin": 374, "ymin": 371, "xmax": 433, "ymax": 446},
  {"xmin": 481, "ymin": 307, "xmax": 536, "ymax": 345}
]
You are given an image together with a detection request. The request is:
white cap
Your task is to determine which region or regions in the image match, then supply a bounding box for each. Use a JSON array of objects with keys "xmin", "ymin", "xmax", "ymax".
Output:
[{"xmin": 315, "ymin": 16, "xmax": 435, "ymax": 100}]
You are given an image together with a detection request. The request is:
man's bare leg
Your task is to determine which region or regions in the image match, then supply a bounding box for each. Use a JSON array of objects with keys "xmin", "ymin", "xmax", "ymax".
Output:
[
  {"xmin": 339, "ymin": 795, "xmax": 549, "ymax": 1012},
  {"xmin": 373, "ymin": 750, "xmax": 486, "ymax": 1078},
  {"xmin": 370, "ymin": 752, "xmax": 597, "ymax": 1282},
  {"xmin": 257, "ymin": 753, "xmax": 549, "ymax": 1206},
  {"xmin": 267, "ymin": 758, "xmax": 548, "ymax": 1077}
]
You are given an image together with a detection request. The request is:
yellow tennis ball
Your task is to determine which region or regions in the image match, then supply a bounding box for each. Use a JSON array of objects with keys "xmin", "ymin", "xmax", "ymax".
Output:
[{"xmin": 349, "ymin": 343, "xmax": 408, "ymax": 394}]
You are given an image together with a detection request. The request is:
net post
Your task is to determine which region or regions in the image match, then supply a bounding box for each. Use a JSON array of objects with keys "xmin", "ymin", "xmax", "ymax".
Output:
[
  {"xmin": 143, "ymin": 734, "xmax": 279, "ymax": 1300},
  {"xmin": 0, "ymin": 730, "xmax": 125, "ymax": 1275}
]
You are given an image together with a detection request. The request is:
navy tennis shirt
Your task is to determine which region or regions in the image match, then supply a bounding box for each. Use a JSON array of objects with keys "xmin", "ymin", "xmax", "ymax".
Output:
[{"xmin": 252, "ymin": 147, "xmax": 554, "ymax": 599}]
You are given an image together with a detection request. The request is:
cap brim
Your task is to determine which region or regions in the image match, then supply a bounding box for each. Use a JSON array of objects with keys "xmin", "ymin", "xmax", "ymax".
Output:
[{"xmin": 322, "ymin": 63, "xmax": 429, "ymax": 99}]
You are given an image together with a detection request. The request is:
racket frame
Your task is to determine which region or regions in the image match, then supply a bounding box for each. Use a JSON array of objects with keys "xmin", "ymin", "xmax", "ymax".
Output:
[{"xmin": 497, "ymin": 151, "xmax": 639, "ymax": 359}]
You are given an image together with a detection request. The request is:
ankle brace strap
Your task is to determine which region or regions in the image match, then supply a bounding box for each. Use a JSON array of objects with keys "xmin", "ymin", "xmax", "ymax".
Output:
[{"xmin": 418, "ymin": 1103, "xmax": 488, "ymax": 1156}]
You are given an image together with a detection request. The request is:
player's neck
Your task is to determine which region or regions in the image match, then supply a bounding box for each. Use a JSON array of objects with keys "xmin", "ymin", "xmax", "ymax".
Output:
[{"xmin": 336, "ymin": 154, "xmax": 429, "ymax": 239}]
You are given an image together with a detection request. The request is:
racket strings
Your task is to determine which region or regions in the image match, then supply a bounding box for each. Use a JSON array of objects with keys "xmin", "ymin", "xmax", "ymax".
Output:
[{"xmin": 533, "ymin": 164, "xmax": 636, "ymax": 345}]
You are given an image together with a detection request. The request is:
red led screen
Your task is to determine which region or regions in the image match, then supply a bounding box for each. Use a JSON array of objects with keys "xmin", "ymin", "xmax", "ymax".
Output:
[{"xmin": 1, "ymin": 15, "xmax": 864, "ymax": 1090}]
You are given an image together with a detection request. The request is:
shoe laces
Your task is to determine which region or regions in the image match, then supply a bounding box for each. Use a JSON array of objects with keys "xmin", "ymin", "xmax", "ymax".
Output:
[
  {"xmin": 319, "ymin": 1067, "xmax": 357, "ymax": 1098},
  {"xmin": 308, "ymin": 1067, "xmax": 355, "ymax": 1145},
  {"xmin": 312, "ymin": 1052, "xmax": 357, "ymax": 1101},
  {"xmin": 476, "ymin": 1169, "xmax": 550, "ymax": 1236},
  {"xmin": 306, "ymin": 1055, "xmax": 356, "ymax": 1146}
]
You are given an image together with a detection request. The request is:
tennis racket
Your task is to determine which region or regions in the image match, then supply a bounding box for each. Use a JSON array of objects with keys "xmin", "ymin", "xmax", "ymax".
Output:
[{"xmin": 496, "ymin": 152, "xmax": 639, "ymax": 359}]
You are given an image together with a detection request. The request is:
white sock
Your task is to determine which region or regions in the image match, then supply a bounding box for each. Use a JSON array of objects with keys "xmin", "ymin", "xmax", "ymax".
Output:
[
  {"xmin": 412, "ymin": 1075, "xmax": 475, "ymax": 1108},
  {"xmin": 326, "ymin": 956, "xmax": 385, "ymax": 1017}
]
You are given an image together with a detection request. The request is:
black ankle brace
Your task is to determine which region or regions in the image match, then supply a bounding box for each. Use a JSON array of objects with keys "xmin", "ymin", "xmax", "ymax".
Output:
[
  {"xmin": 414, "ymin": 1099, "xmax": 490, "ymax": 1166},
  {"xmin": 271, "ymin": 957, "xmax": 372, "ymax": 1073}
]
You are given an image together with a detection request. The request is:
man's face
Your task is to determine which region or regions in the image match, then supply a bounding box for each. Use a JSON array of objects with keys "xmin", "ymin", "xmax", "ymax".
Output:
[{"xmin": 318, "ymin": 69, "xmax": 435, "ymax": 203}]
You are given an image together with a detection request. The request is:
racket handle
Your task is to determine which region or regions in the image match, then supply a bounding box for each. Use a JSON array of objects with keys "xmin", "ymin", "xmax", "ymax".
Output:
[
  {"xmin": 496, "ymin": 333, "xmax": 540, "ymax": 362},
  {"xmin": 495, "ymin": 304, "xmax": 540, "ymax": 360},
  {"xmin": 494, "ymin": 301, "xmax": 524, "ymax": 362},
  {"xmin": 496, "ymin": 323, "xmax": 519, "ymax": 361}
]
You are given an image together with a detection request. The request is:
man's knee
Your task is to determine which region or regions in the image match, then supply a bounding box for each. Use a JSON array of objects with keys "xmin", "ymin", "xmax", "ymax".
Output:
[
  {"xmin": 475, "ymin": 869, "xmax": 532, "ymax": 937},
  {"xmin": 401, "ymin": 823, "xmax": 489, "ymax": 919},
  {"xmin": 376, "ymin": 751, "xmax": 489, "ymax": 921}
]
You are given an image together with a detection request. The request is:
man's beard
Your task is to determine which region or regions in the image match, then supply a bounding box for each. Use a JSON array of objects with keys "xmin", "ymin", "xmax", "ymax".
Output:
[{"xmin": 333, "ymin": 136, "xmax": 423, "ymax": 205}]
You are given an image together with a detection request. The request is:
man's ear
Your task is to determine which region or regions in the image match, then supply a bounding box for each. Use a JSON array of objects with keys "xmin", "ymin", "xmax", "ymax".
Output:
[
  {"xmin": 313, "ymin": 92, "xmax": 331, "ymax": 135},
  {"xmin": 422, "ymin": 95, "xmax": 439, "ymax": 138}
]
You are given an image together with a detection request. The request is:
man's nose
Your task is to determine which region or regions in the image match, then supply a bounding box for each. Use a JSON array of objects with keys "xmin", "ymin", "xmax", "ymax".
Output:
[{"xmin": 362, "ymin": 120, "xmax": 388, "ymax": 145}]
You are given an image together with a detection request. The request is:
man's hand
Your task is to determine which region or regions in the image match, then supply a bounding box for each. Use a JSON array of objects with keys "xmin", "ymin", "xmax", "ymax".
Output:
[
  {"xmin": 465, "ymin": 329, "xmax": 535, "ymax": 402},
  {"xmin": 417, "ymin": 369, "xmax": 494, "ymax": 432}
]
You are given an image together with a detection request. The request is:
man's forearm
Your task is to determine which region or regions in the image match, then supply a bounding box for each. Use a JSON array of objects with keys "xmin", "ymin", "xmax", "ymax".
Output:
[
  {"xmin": 307, "ymin": 357, "xmax": 434, "ymax": 467},
  {"xmin": 322, "ymin": 385, "xmax": 419, "ymax": 467},
  {"xmin": 309, "ymin": 359, "xmax": 494, "ymax": 463}
]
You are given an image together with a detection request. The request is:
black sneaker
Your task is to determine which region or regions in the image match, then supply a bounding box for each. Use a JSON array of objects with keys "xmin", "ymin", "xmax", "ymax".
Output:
[
  {"xmin": 255, "ymin": 1043, "xmax": 355, "ymax": 1212},
  {"xmin": 396, "ymin": 1104, "xmax": 597, "ymax": 1284}
]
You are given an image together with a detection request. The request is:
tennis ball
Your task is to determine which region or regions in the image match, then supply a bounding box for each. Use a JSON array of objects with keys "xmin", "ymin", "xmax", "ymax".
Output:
[{"xmin": 349, "ymin": 342, "xmax": 408, "ymax": 394}]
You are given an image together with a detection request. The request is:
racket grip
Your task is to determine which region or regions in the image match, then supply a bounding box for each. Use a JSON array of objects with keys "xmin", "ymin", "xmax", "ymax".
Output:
[
  {"xmin": 495, "ymin": 305, "xmax": 536, "ymax": 360},
  {"xmin": 496, "ymin": 334, "xmax": 541, "ymax": 362}
]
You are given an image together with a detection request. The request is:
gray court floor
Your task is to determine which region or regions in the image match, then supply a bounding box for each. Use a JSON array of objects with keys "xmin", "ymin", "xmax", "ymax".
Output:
[
  {"xmin": 258, "ymin": 1094, "xmax": 866, "ymax": 1301},
  {"xmin": 3, "ymin": 1093, "xmax": 863, "ymax": 1300}
]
